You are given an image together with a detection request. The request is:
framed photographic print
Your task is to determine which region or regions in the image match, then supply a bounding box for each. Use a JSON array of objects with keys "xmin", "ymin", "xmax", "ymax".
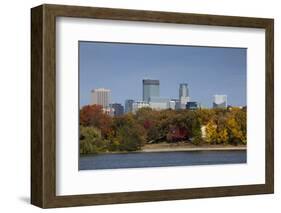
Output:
[{"xmin": 31, "ymin": 4, "xmax": 274, "ymax": 208}]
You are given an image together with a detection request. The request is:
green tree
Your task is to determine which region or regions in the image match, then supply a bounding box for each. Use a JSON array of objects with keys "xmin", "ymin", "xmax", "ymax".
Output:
[
  {"xmin": 112, "ymin": 114, "xmax": 146, "ymax": 151},
  {"xmin": 79, "ymin": 126, "xmax": 107, "ymax": 154}
]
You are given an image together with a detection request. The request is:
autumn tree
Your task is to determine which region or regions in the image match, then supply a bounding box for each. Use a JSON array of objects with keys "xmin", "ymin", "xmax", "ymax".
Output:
[
  {"xmin": 79, "ymin": 104, "xmax": 112, "ymax": 136},
  {"xmin": 217, "ymin": 128, "xmax": 228, "ymax": 144},
  {"xmin": 204, "ymin": 108, "xmax": 246, "ymax": 145},
  {"xmin": 196, "ymin": 109, "xmax": 215, "ymax": 125},
  {"xmin": 205, "ymin": 120, "xmax": 218, "ymax": 144},
  {"xmin": 135, "ymin": 107, "xmax": 161, "ymax": 142},
  {"xmin": 226, "ymin": 110, "xmax": 246, "ymax": 145},
  {"xmin": 79, "ymin": 104, "xmax": 247, "ymax": 154}
]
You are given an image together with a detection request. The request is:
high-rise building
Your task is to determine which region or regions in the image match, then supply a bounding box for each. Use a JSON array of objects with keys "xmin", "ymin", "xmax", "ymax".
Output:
[
  {"xmin": 179, "ymin": 83, "xmax": 190, "ymax": 109},
  {"xmin": 125, "ymin": 99, "xmax": 135, "ymax": 113},
  {"xmin": 213, "ymin": 95, "xmax": 227, "ymax": 109},
  {"xmin": 179, "ymin": 83, "xmax": 189, "ymax": 98},
  {"xmin": 143, "ymin": 79, "xmax": 160, "ymax": 102},
  {"xmin": 91, "ymin": 88, "xmax": 111, "ymax": 108},
  {"xmin": 110, "ymin": 103, "xmax": 124, "ymax": 116}
]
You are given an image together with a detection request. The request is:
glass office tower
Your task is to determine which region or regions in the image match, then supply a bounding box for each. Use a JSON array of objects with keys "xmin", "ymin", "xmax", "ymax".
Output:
[{"xmin": 142, "ymin": 79, "xmax": 160, "ymax": 102}]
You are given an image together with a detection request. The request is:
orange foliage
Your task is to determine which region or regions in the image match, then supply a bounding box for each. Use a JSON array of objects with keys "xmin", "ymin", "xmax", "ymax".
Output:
[{"xmin": 80, "ymin": 105, "xmax": 112, "ymax": 136}]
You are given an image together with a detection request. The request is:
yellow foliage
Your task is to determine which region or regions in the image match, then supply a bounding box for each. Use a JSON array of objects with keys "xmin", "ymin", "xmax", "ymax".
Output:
[
  {"xmin": 226, "ymin": 116, "xmax": 244, "ymax": 142},
  {"xmin": 205, "ymin": 121, "xmax": 217, "ymax": 144},
  {"xmin": 217, "ymin": 128, "xmax": 228, "ymax": 144}
]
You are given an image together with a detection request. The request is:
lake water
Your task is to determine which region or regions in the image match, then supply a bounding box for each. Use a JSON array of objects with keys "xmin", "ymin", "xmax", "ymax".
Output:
[{"xmin": 79, "ymin": 150, "xmax": 246, "ymax": 170}]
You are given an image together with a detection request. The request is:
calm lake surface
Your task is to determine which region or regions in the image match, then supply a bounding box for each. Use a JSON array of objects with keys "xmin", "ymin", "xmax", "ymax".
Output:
[{"xmin": 79, "ymin": 150, "xmax": 246, "ymax": 170}]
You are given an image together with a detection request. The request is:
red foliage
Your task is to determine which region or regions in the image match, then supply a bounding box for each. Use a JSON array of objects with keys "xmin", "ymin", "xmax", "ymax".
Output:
[
  {"xmin": 143, "ymin": 119, "xmax": 153, "ymax": 129},
  {"xmin": 80, "ymin": 105, "xmax": 112, "ymax": 136},
  {"xmin": 166, "ymin": 126, "xmax": 189, "ymax": 142}
]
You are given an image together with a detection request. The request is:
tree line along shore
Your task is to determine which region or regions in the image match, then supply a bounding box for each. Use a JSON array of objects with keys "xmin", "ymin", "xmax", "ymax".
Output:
[{"xmin": 79, "ymin": 105, "xmax": 246, "ymax": 154}]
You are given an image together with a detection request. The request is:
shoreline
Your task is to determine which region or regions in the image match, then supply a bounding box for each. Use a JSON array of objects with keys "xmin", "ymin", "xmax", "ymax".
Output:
[
  {"xmin": 141, "ymin": 142, "xmax": 246, "ymax": 152},
  {"xmin": 141, "ymin": 146, "xmax": 246, "ymax": 153},
  {"xmin": 80, "ymin": 143, "xmax": 247, "ymax": 155}
]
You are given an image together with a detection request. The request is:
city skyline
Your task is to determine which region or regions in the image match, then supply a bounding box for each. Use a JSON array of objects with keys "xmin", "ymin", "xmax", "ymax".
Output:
[
  {"xmin": 90, "ymin": 81, "xmax": 229, "ymax": 113},
  {"xmin": 79, "ymin": 41, "xmax": 246, "ymax": 108}
]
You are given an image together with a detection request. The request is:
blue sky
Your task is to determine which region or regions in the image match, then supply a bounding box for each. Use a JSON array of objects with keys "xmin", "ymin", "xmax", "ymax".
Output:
[{"xmin": 79, "ymin": 41, "xmax": 246, "ymax": 108}]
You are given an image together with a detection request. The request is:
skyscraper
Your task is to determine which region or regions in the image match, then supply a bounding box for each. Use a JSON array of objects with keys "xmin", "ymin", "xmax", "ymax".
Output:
[
  {"xmin": 179, "ymin": 83, "xmax": 190, "ymax": 109},
  {"xmin": 213, "ymin": 95, "xmax": 227, "ymax": 109},
  {"xmin": 91, "ymin": 88, "xmax": 111, "ymax": 108},
  {"xmin": 125, "ymin": 99, "xmax": 135, "ymax": 113},
  {"xmin": 143, "ymin": 79, "xmax": 160, "ymax": 102},
  {"xmin": 179, "ymin": 83, "xmax": 189, "ymax": 98}
]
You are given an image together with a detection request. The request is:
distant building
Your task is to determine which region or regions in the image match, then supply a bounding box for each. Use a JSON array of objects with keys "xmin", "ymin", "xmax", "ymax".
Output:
[
  {"xmin": 179, "ymin": 83, "xmax": 189, "ymax": 98},
  {"xmin": 180, "ymin": 97, "xmax": 190, "ymax": 109},
  {"xmin": 143, "ymin": 79, "xmax": 160, "ymax": 102},
  {"xmin": 168, "ymin": 100, "xmax": 176, "ymax": 110},
  {"xmin": 148, "ymin": 97, "xmax": 170, "ymax": 110},
  {"xmin": 124, "ymin": 99, "xmax": 135, "ymax": 113},
  {"xmin": 171, "ymin": 99, "xmax": 181, "ymax": 110},
  {"xmin": 102, "ymin": 107, "xmax": 114, "ymax": 116},
  {"xmin": 179, "ymin": 83, "xmax": 190, "ymax": 109},
  {"xmin": 213, "ymin": 95, "xmax": 227, "ymax": 109},
  {"xmin": 186, "ymin": 101, "xmax": 199, "ymax": 110},
  {"xmin": 110, "ymin": 103, "xmax": 124, "ymax": 116},
  {"xmin": 91, "ymin": 88, "xmax": 111, "ymax": 108},
  {"xmin": 227, "ymin": 105, "xmax": 245, "ymax": 110},
  {"xmin": 132, "ymin": 101, "xmax": 150, "ymax": 114}
]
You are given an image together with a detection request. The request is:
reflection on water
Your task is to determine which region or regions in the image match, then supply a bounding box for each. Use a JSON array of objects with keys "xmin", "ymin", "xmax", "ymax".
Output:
[{"xmin": 79, "ymin": 150, "xmax": 246, "ymax": 170}]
